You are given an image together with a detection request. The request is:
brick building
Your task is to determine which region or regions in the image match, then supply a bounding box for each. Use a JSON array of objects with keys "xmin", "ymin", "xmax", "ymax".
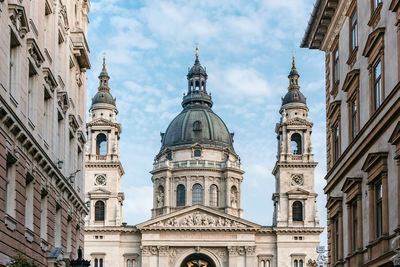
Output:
[
  {"xmin": 302, "ymin": 0, "xmax": 400, "ymax": 266},
  {"xmin": 0, "ymin": 0, "xmax": 90, "ymax": 266}
]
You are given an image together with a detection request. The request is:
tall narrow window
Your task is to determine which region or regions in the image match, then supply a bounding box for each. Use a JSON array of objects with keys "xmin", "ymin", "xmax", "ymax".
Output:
[
  {"xmin": 96, "ymin": 133, "xmax": 107, "ymax": 155},
  {"xmin": 43, "ymin": 88, "xmax": 52, "ymax": 142},
  {"xmin": 376, "ymin": 182, "xmax": 382, "ymax": 238},
  {"xmin": 373, "ymin": 0, "xmax": 382, "ymax": 10},
  {"xmin": 58, "ymin": 113, "xmax": 64, "ymax": 160},
  {"xmin": 9, "ymin": 32, "xmax": 19, "ymax": 96},
  {"xmin": 95, "ymin": 201, "xmax": 105, "ymax": 221},
  {"xmin": 373, "ymin": 60, "xmax": 382, "ymax": 111},
  {"xmin": 335, "ymin": 217, "xmax": 339, "ymax": 261},
  {"xmin": 299, "ymin": 260, "xmax": 303, "ymax": 267},
  {"xmin": 5, "ymin": 155, "xmax": 16, "ymax": 216},
  {"xmin": 294, "ymin": 260, "xmax": 298, "ymax": 267},
  {"xmin": 350, "ymin": 10, "xmax": 358, "ymax": 51},
  {"xmin": 351, "ymin": 98, "xmax": 357, "ymax": 140},
  {"xmin": 25, "ymin": 175, "xmax": 34, "ymax": 230},
  {"xmin": 28, "ymin": 63, "xmax": 38, "ymax": 122},
  {"xmin": 66, "ymin": 218, "xmax": 72, "ymax": 252},
  {"xmin": 352, "ymin": 201, "xmax": 358, "ymax": 251},
  {"xmin": 95, "ymin": 259, "xmax": 98, "ymax": 267},
  {"xmin": 40, "ymin": 194, "xmax": 48, "ymax": 240},
  {"xmin": 54, "ymin": 205, "xmax": 61, "ymax": 247},
  {"xmin": 290, "ymin": 133, "xmax": 302, "ymax": 155},
  {"xmin": 209, "ymin": 185, "xmax": 218, "ymax": 207},
  {"xmin": 292, "ymin": 201, "xmax": 303, "ymax": 221},
  {"xmin": 192, "ymin": 184, "xmax": 203, "ymax": 205},
  {"xmin": 333, "ymin": 47, "xmax": 339, "ymax": 83},
  {"xmin": 333, "ymin": 125, "xmax": 340, "ymax": 162},
  {"xmin": 177, "ymin": 184, "xmax": 186, "ymax": 206}
]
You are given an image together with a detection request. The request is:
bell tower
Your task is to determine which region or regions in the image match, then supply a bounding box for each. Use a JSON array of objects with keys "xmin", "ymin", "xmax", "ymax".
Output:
[
  {"xmin": 272, "ymin": 56, "xmax": 319, "ymax": 228},
  {"xmin": 85, "ymin": 57, "xmax": 125, "ymax": 227}
]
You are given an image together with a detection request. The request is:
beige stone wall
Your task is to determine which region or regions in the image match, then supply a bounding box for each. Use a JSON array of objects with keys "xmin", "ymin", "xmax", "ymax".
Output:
[
  {"xmin": 303, "ymin": 0, "xmax": 400, "ymax": 266},
  {"xmin": 0, "ymin": 0, "xmax": 90, "ymax": 266}
]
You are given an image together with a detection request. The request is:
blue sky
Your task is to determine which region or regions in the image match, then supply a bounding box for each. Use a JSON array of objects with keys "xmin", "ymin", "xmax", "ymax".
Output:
[{"xmin": 86, "ymin": 0, "xmax": 327, "ymax": 245}]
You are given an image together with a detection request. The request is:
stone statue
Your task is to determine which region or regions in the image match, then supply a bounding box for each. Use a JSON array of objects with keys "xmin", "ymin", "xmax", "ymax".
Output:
[{"xmin": 157, "ymin": 191, "xmax": 164, "ymax": 207}]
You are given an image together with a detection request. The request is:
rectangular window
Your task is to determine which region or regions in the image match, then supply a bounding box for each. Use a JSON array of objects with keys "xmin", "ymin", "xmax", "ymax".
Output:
[
  {"xmin": 40, "ymin": 195, "xmax": 48, "ymax": 240},
  {"xmin": 25, "ymin": 177, "xmax": 34, "ymax": 230},
  {"xmin": 351, "ymin": 98, "xmax": 358, "ymax": 140},
  {"xmin": 58, "ymin": 113, "xmax": 64, "ymax": 161},
  {"xmin": 54, "ymin": 206, "xmax": 61, "ymax": 247},
  {"xmin": 28, "ymin": 63, "xmax": 38, "ymax": 122},
  {"xmin": 376, "ymin": 182, "xmax": 382, "ymax": 238},
  {"xmin": 9, "ymin": 32, "xmax": 19, "ymax": 96},
  {"xmin": 373, "ymin": 0, "xmax": 382, "ymax": 10},
  {"xmin": 5, "ymin": 156, "xmax": 16, "ymax": 216},
  {"xmin": 352, "ymin": 201, "xmax": 358, "ymax": 251},
  {"xmin": 333, "ymin": 48, "xmax": 340, "ymax": 83},
  {"xmin": 373, "ymin": 60, "xmax": 382, "ymax": 110},
  {"xmin": 333, "ymin": 125, "xmax": 340, "ymax": 162},
  {"xmin": 66, "ymin": 219, "xmax": 72, "ymax": 252},
  {"xmin": 43, "ymin": 88, "xmax": 52, "ymax": 142},
  {"xmin": 350, "ymin": 10, "xmax": 358, "ymax": 51}
]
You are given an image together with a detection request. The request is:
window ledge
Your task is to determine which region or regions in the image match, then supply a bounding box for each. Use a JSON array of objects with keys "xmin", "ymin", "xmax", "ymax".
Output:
[
  {"xmin": 5, "ymin": 214, "xmax": 17, "ymax": 231},
  {"xmin": 368, "ymin": 3, "xmax": 383, "ymax": 28},
  {"xmin": 41, "ymin": 238, "xmax": 49, "ymax": 252},
  {"xmin": 346, "ymin": 47, "xmax": 358, "ymax": 67},
  {"xmin": 25, "ymin": 227, "xmax": 34, "ymax": 243}
]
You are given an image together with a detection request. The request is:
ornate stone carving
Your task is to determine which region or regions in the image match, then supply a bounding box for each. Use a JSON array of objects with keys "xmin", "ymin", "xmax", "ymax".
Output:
[
  {"xmin": 58, "ymin": 4, "xmax": 69, "ymax": 32},
  {"xmin": 245, "ymin": 246, "xmax": 256, "ymax": 256},
  {"xmin": 141, "ymin": 246, "xmax": 158, "ymax": 256},
  {"xmin": 27, "ymin": 38, "xmax": 45, "ymax": 68},
  {"xmin": 158, "ymin": 246, "xmax": 169, "ymax": 256},
  {"xmin": 43, "ymin": 68, "xmax": 58, "ymax": 92},
  {"xmin": 148, "ymin": 211, "xmax": 248, "ymax": 228},
  {"xmin": 156, "ymin": 190, "xmax": 164, "ymax": 208},
  {"xmin": 8, "ymin": 4, "xmax": 29, "ymax": 39},
  {"xmin": 57, "ymin": 91, "xmax": 70, "ymax": 113}
]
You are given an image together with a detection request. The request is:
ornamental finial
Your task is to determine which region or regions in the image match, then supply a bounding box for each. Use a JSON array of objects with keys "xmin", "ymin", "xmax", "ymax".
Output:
[
  {"xmin": 292, "ymin": 49, "xmax": 296, "ymax": 67},
  {"xmin": 195, "ymin": 42, "xmax": 199, "ymax": 59}
]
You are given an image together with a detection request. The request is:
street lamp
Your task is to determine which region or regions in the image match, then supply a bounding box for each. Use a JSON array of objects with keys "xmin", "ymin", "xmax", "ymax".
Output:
[
  {"xmin": 391, "ymin": 236, "xmax": 400, "ymax": 267},
  {"xmin": 70, "ymin": 247, "xmax": 90, "ymax": 267}
]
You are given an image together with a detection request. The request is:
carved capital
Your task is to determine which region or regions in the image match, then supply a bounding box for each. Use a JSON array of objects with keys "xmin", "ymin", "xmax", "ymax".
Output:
[
  {"xmin": 245, "ymin": 246, "xmax": 256, "ymax": 256},
  {"xmin": 8, "ymin": 4, "xmax": 29, "ymax": 39},
  {"xmin": 158, "ymin": 246, "xmax": 169, "ymax": 256}
]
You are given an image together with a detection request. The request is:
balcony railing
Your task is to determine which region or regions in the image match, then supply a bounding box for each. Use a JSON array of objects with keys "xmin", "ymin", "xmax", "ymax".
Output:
[{"xmin": 153, "ymin": 159, "xmax": 242, "ymax": 170}]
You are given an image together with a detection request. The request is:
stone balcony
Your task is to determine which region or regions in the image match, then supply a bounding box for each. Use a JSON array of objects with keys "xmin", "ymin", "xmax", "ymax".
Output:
[
  {"xmin": 152, "ymin": 159, "xmax": 242, "ymax": 171},
  {"xmin": 70, "ymin": 30, "xmax": 91, "ymax": 69},
  {"xmin": 86, "ymin": 154, "xmax": 119, "ymax": 162}
]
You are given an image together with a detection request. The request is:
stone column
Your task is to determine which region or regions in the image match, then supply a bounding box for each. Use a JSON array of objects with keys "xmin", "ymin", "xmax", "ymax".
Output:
[
  {"xmin": 397, "ymin": 158, "xmax": 400, "ymax": 230},
  {"xmin": 245, "ymin": 246, "xmax": 257, "ymax": 267},
  {"xmin": 228, "ymin": 246, "xmax": 238, "ymax": 267},
  {"xmin": 158, "ymin": 246, "xmax": 169, "ymax": 266}
]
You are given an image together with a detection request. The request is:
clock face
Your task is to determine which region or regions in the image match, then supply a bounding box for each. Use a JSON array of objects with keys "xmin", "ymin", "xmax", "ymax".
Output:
[
  {"xmin": 95, "ymin": 175, "xmax": 106, "ymax": 186},
  {"xmin": 292, "ymin": 175, "xmax": 303, "ymax": 186}
]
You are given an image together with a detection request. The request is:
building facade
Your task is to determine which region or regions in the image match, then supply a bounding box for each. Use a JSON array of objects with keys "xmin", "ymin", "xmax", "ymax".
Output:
[
  {"xmin": 0, "ymin": 0, "xmax": 90, "ymax": 266},
  {"xmin": 302, "ymin": 0, "xmax": 400, "ymax": 266},
  {"xmin": 84, "ymin": 51, "xmax": 323, "ymax": 267}
]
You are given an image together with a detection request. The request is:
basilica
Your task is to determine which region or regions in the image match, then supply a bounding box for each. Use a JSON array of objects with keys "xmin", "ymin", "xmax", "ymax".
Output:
[{"xmin": 83, "ymin": 50, "xmax": 323, "ymax": 267}]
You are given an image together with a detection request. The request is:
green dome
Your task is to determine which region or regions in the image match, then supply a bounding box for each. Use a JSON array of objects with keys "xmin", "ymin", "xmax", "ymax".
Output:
[
  {"xmin": 91, "ymin": 90, "xmax": 115, "ymax": 106},
  {"xmin": 161, "ymin": 108, "xmax": 234, "ymax": 150}
]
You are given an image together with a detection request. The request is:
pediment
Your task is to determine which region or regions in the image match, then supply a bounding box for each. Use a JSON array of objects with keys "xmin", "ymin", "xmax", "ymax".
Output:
[
  {"xmin": 341, "ymin": 177, "xmax": 362, "ymax": 193},
  {"xmin": 362, "ymin": 28, "xmax": 385, "ymax": 57},
  {"xmin": 286, "ymin": 188, "xmax": 310, "ymax": 195},
  {"xmin": 361, "ymin": 152, "xmax": 388, "ymax": 173},
  {"xmin": 342, "ymin": 69, "xmax": 360, "ymax": 93},
  {"xmin": 327, "ymin": 100, "xmax": 341, "ymax": 119},
  {"xmin": 87, "ymin": 118, "xmax": 121, "ymax": 128},
  {"xmin": 389, "ymin": 121, "xmax": 400, "ymax": 146},
  {"xmin": 137, "ymin": 205, "xmax": 260, "ymax": 230},
  {"xmin": 88, "ymin": 188, "xmax": 111, "ymax": 195}
]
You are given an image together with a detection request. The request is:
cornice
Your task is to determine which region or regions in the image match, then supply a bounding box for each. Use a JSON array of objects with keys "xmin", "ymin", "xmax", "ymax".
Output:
[{"xmin": 85, "ymin": 226, "xmax": 138, "ymax": 233}]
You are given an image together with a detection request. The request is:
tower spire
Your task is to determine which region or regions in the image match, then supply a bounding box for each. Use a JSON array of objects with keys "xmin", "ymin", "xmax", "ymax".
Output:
[
  {"xmin": 98, "ymin": 53, "xmax": 110, "ymax": 91},
  {"xmin": 288, "ymin": 51, "xmax": 300, "ymax": 91}
]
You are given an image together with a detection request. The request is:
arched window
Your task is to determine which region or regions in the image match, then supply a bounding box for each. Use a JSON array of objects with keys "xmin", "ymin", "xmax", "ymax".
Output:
[
  {"xmin": 293, "ymin": 201, "xmax": 303, "ymax": 221},
  {"xmin": 96, "ymin": 133, "xmax": 107, "ymax": 155},
  {"xmin": 193, "ymin": 121, "xmax": 202, "ymax": 131},
  {"xmin": 192, "ymin": 183, "xmax": 203, "ymax": 205},
  {"xmin": 201, "ymin": 80, "xmax": 205, "ymax": 90},
  {"xmin": 176, "ymin": 184, "xmax": 186, "ymax": 206},
  {"xmin": 266, "ymin": 260, "xmax": 270, "ymax": 267},
  {"xmin": 157, "ymin": 186, "xmax": 164, "ymax": 208},
  {"xmin": 261, "ymin": 260, "xmax": 265, "ymax": 267},
  {"xmin": 299, "ymin": 260, "xmax": 303, "ymax": 267},
  {"xmin": 291, "ymin": 133, "xmax": 302, "ymax": 155},
  {"xmin": 95, "ymin": 201, "xmax": 105, "ymax": 221},
  {"xmin": 210, "ymin": 185, "xmax": 218, "ymax": 207},
  {"xmin": 294, "ymin": 260, "xmax": 298, "ymax": 267},
  {"xmin": 195, "ymin": 80, "xmax": 200, "ymax": 89}
]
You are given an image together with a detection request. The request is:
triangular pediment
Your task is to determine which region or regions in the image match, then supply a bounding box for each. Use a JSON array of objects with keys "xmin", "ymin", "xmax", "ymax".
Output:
[
  {"xmin": 389, "ymin": 121, "xmax": 400, "ymax": 145},
  {"xmin": 342, "ymin": 69, "xmax": 360, "ymax": 93},
  {"xmin": 88, "ymin": 188, "xmax": 111, "ymax": 195},
  {"xmin": 362, "ymin": 28, "xmax": 385, "ymax": 57},
  {"xmin": 87, "ymin": 118, "xmax": 121, "ymax": 129},
  {"xmin": 136, "ymin": 205, "xmax": 260, "ymax": 230},
  {"xmin": 286, "ymin": 188, "xmax": 310, "ymax": 195}
]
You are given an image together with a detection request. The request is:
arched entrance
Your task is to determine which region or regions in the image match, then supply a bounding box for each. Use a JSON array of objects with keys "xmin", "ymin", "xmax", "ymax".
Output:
[{"xmin": 180, "ymin": 253, "xmax": 216, "ymax": 267}]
